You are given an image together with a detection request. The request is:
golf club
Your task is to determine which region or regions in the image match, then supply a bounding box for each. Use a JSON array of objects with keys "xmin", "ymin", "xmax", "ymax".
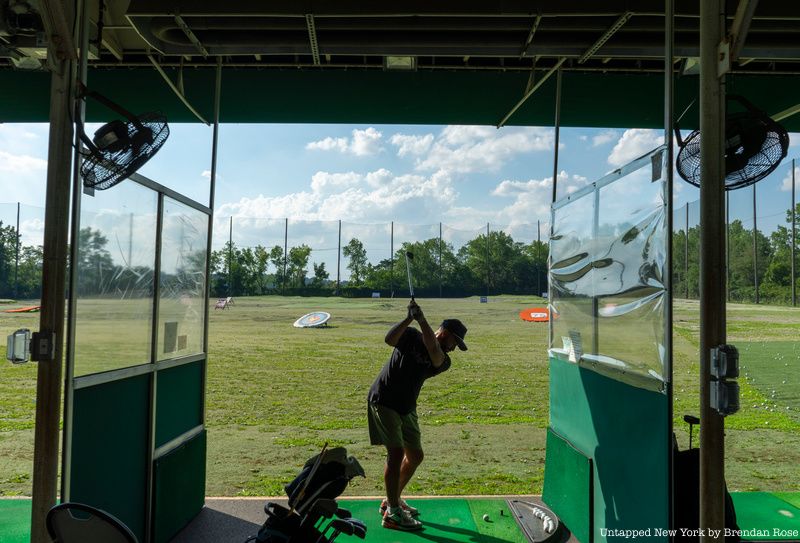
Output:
[{"xmin": 404, "ymin": 251, "xmax": 415, "ymax": 301}]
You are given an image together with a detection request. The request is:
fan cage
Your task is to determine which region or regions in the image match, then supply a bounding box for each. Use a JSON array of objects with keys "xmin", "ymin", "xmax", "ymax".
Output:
[
  {"xmin": 81, "ymin": 112, "xmax": 169, "ymax": 191},
  {"xmin": 676, "ymin": 117, "xmax": 789, "ymax": 191}
]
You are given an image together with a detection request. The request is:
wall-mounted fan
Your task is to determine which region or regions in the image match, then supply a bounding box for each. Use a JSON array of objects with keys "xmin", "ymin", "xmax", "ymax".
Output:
[
  {"xmin": 77, "ymin": 85, "xmax": 169, "ymax": 190},
  {"xmin": 675, "ymin": 95, "xmax": 789, "ymax": 191}
]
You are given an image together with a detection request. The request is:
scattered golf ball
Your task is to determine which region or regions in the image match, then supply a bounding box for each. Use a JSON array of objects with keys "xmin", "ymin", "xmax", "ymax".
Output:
[{"xmin": 483, "ymin": 514, "xmax": 490, "ymax": 522}]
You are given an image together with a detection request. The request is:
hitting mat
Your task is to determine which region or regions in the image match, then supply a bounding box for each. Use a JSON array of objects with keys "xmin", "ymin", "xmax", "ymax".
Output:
[
  {"xmin": 0, "ymin": 499, "xmax": 31, "ymax": 543},
  {"xmin": 730, "ymin": 492, "xmax": 800, "ymax": 541},
  {"xmin": 339, "ymin": 498, "xmax": 527, "ymax": 542}
]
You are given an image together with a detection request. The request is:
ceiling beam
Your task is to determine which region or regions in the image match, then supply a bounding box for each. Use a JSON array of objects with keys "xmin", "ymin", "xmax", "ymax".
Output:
[
  {"xmin": 174, "ymin": 13, "xmax": 209, "ymax": 57},
  {"xmin": 147, "ymin": 54, "xmax": 210, "ymax": 124},
  {"xmin": 730, "ymin": 0, "xmax": 759, "ymax": 62},
  {"xmin": 497, "ymin": 57, "xmax": 566, "ymax": 128},
  {"xmin": 578, "ymin": 11, "xmax": 633, "ymax": 64},
  {"xmin": 306, "ymin": 14, "xmax": 321, "ymax": 65},
  {"xmin": 520, "ymin": 14, "xmax": 542, "ymax": 57}
]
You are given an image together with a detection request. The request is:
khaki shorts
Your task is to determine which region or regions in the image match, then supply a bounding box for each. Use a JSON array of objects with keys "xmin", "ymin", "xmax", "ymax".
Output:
[{"xmin": 367, "ymin": 403, "xmax": 422, "ymax": 450}]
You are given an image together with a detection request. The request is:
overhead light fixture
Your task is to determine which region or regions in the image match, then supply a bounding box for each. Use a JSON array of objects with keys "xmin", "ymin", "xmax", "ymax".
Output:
[{"xmin": 384, "ymin": 56, "xmax": 416, "ymax": 70}]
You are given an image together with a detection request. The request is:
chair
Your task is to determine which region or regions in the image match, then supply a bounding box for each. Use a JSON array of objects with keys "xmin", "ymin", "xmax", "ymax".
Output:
[
  {"xmin": 214, "ymin": 298, "xmax": 228, "ymax": 309},
  {"xmin": 46, "ymin": 502, "xmax": 139, "ymax": 543}
]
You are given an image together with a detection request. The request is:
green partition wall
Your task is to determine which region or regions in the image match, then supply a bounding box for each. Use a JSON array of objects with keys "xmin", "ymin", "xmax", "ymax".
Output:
[
  {"xmin": 63, "ymin": 175, "xmax": 210, "ymax": 543},
  {"xmin": 544, "ymin": 147, "xmax": 672, "ymax": 543}
]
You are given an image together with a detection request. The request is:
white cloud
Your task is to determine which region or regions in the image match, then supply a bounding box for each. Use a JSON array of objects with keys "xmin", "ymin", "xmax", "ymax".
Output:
[
  {"xmin": 306, "ymin": 127, "xmax": 383, "ymax": 156},
  {"xmin": 306, "ymin": 136, "xmax": 349, "ymax": 153},
  {"xmin": 780, "ymin": 166, "xmax": 800, "ymax": 192},
  {"xmin": 0, "ymin": 150, "xmax": 47, "ymax": 174},
  {"xmin": 215, "ymin": 168, "xmax": 457, "ymax": 229},
  {"xmin": 579, "ymin": 135, "xmax": 588, "ymax": 142},
  {"xmin": 415, "ymin": 125, "xmax": 554, "ymax": 173},
  {"xmin": 310, "ymin": 171, "xmax": 362, "ymax": 194},
  {"xmin": 442, "ymin": 171, "xmax": 589, "ymax": 230},
  {"xmin": 389, "ymin": 133, "xmax": 434, "ymax": 157},
  {"xmin": 608, "ymin": 129, "xmax": 664, "ymax": 167},
  {"xmin": 592, "ymin": 129, "xmax": 619, "ymax": 147},
  {"xmin": 350, "ymin": 127, "xmax": 383, "ymax": 156}
]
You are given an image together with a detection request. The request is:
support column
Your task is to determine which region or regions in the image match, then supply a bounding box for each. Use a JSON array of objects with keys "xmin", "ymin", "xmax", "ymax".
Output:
[
  {"xmin": 699, "ymin": 0, "xmax": 727, "ymax": 539},
  {"xmin": 31, "ymin": 0, "xmax": 77, "ymax": 539}
]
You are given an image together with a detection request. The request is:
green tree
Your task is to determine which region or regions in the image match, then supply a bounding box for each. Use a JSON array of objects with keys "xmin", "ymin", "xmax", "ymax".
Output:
[
  {"xmin": 342, "ymin": 238, "xmax": 368, "ymax": 286},
  {"xmin": 269, "ymin": 245, "xmax": 286, "ymax": 290},
  {"xmin": 458, "ymin": 231, "xmax": 533, "ymax": 293},
  {"xmin": 311, "ymin": 262, "xmax": 330, "ymax": 288},
  {"xmin": 0, "ymin": 222, "xmax": 19, "ymax": 298},
  {"xmin": 76, "ymin": 227, "xmax": 114, "ymax": 295},
  {"xmin": 287, "ymin": 244, "xmax": 312, "ymax": 287}
]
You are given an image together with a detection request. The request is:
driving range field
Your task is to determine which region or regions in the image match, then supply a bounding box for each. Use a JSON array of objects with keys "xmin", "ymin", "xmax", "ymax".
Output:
[{"xmin": 1, "ymin": 295, "xmax": 799, "ymax": 497}]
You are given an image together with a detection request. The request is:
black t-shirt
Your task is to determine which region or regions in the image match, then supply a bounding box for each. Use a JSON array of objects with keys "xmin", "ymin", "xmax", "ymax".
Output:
[{"xmin": 367, "ymin": 327, "xmax": 451, "ymax": 415}]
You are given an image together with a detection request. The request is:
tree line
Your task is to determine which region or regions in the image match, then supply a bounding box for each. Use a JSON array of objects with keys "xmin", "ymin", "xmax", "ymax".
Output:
[
  {"xmin": 209, "ymin": 231, "xmax": 549, "ymax": 297},
  {"xmin": 3, "ymin": 206, "xmax": 800, "ymax": 302}
]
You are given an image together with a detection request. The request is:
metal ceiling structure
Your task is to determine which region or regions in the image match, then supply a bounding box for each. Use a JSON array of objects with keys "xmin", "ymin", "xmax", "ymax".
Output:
[{"xmin": 2, "ymin": 0, "xmax": 800, "ymax": 128}]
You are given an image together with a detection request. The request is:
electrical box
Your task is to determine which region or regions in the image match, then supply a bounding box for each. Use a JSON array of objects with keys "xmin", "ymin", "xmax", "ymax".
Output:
[
  {"xmin": 6, "ymin": 328, "xmax": 31, "ymax": 364},
  {"xmin": 710, "ymin": 344, "xmax": 740, "ymax": 416},
  {"xmin": 711, "ymin": 379, "xmax": 740, "ymax": 416},
  {"xmin": 711, "ymin": 344, "xmax": 739, "ymax": 379}
]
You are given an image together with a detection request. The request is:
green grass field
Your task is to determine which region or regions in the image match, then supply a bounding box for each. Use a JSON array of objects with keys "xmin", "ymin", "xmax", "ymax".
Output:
[{"xmin": 1, "ymin": 296, "xmax": 799, "ymax": 497}]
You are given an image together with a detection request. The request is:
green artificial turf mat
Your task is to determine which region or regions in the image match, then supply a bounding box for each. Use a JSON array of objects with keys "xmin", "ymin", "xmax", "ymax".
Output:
[
  {"xmin": 773, "ymin": 492, "xmax": 800, "ymax": 510},
  {"xmin": 467, "ymin": 499, "xmax": 527, "ymax": 543},
  {"xmin": 731, "ymin": 492, "xmax": 800, "ymax": 540},
  {"xmin": 339, "ymin": 498, "xmax": 527, "ymax": 542},
  {"xmin": 0, "ymin": 499, "xmax": 31, "ymax": 543}
]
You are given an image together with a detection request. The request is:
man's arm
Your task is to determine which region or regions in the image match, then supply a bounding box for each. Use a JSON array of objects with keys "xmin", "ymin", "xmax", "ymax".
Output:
[
  {"xmin": 384, "ymin": 301, "xmax": 417, "ymax": 346},
  {"xmin": 415, "ymin": 310, "xmax": 446, "ymax": 367}
]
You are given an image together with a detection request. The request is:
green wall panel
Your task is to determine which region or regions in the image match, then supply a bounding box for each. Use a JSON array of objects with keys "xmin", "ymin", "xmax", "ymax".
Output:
[
  {"xmin": 153, "ymin": 430, "xmax": 207, "ymax": 543},
  {"xmin": 156, "ymin": 360, "xmax": 204, "ymax": 448},
  {"xmin": 2, "ymin": 69, "xmax": 799, "ymax": 130},
  {"xmin": 543, "ymin": 429, "xmax": 593, "ymax": 543},
  {"xmin": 70, "ymin": 374, "xmax": 150, "ymax": 542},
  {"xmin": 546, "ymin": 355, "xmax": 669, "ymax": 543}
]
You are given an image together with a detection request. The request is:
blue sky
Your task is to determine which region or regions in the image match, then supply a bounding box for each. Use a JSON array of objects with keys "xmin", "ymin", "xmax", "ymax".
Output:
[{"xmin": 2, "ymin": 123, "xmax": 799, "ymax": 262}]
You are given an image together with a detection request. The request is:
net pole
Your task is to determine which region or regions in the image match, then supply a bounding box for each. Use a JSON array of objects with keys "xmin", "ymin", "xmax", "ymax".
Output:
[
  {"xmin": 439, "ymin": 222, "xmax": 442, "ymax": 298},
  {"xmin": 228, "ymin": 215, "xmax": 233, "ymax": 296},
  {"xmin": 337, "ymin": 219, "xmax": 341, "ymax": 294},
  {"xmin": 14, "ymin": 202, "xmax": 20, "ymax": 298},
  {"xmin": 686, "ymin": 203, "xmax": 690, "ymax": 299},
  {"xmin": 792, "ymin": 159, "xmax": 796, "ymax": 307},
  {"xmin": 283, "ymin": 218, "xmax": 288, "ymax": 292},
  {"xmin": 128, "ymin": 212, "xmax": 133, "ymax": 270},
  {"xmin": 753, "ymin": 183, "xmax": 759, "ymax": 304},
  {"xmin": 390, "ymin": 221, "xmax": 393, "ymax": 296},
  {"xmin": 485, "ymin": 223, "xmax": 490, "ymax": 298},
  {"xmin": 538, "ymin": 220, "xmax": 543, "ymax": 295}
]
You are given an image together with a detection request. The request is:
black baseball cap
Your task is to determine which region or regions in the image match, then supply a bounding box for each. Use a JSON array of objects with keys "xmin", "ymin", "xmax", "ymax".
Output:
[{"xmin": 441, "ymin": 319, "xmax": 468, "ymax": 351}]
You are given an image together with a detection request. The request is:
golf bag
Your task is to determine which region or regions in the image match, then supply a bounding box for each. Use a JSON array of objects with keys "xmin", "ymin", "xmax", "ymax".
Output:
[
  {"xmin": 673, "ymin": 428, "xmax": 740, "ymax": 542},
  {"xmin": 246, "ymin": 447, "xmax": 367, "ymax": 543}
]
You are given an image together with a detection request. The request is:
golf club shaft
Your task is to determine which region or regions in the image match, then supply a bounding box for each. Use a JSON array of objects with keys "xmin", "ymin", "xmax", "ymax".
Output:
[{"xmin": 405, "ymin": 254, "xmax": 414, "ymax": 300}]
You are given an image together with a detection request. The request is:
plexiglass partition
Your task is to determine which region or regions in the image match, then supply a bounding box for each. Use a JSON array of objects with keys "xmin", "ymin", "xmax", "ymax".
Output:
[
  {"xmin": 550, "ymin": 146, "xmax": 669, "ymax": 392},
  {"xmin": 74, "ymin": 182, "xmax": 158, "ymax": 376},
  {"xmin": 157, "ymin": 198, "xmax": 209, "ymax": 360}
]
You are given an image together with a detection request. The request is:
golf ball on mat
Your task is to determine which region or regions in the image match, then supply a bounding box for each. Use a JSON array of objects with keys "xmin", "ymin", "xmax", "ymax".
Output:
[{"xmin": 483, "ymin": 514, "xmax": 490, "ymax": 522}]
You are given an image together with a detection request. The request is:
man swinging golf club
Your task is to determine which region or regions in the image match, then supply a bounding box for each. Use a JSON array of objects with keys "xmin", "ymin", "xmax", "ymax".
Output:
[{"xmin": 367, "ymin": 299, "xmax": 468, "ymax": 531}]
